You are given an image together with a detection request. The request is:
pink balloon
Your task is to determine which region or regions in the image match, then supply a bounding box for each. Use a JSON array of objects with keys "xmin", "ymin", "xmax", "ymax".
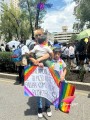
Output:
[{"xmin": 62, "ymin": 96, "xmax": 75, "ymax": 103}]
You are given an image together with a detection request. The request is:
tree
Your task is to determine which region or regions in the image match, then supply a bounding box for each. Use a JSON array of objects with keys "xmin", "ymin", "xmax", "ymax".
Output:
[
  {"xmin": 74, "ymin": 0, "xmax": 90, "ymax": 30},
  {"xmin": 0, "ymin": 2, "xmax": 30, "ymax": 42},
  {"xmin": 70, "ymin": 34, "xmax": 77, "ymax": 41},
  {"xmin": 19, "ymin": 0, "xmax": 47, "ymax": 37}
]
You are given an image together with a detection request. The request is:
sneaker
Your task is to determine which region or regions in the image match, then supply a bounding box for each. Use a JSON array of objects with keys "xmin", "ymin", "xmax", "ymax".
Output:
[
  {"xmin": 38, "ymin": 108, "xmax": 43, "ymax": 118},
  {"xmin": 45, "ymin": 107, "xmax": 52, "ymax": 117},
  {"xmin": 75, "ymin": 66, "xmax": 79, "ymax": 70}
]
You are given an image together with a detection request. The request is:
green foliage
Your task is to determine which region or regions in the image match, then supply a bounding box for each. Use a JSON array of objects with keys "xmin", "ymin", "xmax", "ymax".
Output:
[
  {"xmin": 0, "ymin": 3, "xmax": 20, "ymax": 41},
  {"xmin": 70, "ymin": 34, "xmax": 77, "ymax": 41},
  {"xmin": 0, "ymin": 52, "xmax": 12, "ymax": 61},
  {"xmin": 19, "ymin": 0, "xmax": 47, "ymax": 29},
  {"xmin": 74, "ymin": 0, "xmax": 90, "ymax": 30},
  {"xmin": 0, "ymin": 2, "xmax": 31, "ymax": 42},
  {"xmin": 0, "ymin": 52, "xmax": 17, "ymax": 73}
]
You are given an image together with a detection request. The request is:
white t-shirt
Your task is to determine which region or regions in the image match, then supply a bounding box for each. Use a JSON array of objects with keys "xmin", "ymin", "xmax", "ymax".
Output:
[
  {"xmin": 68, "ymin": 46, "xmax": 75, "ymax": 57},
  {"xmin": 21, "ymin": 45, "xmax": 29, "ymax": 55},
  {"xmin": 1, "ymin": 46, "xmax": 5, "ymax": 51},
  {"xmin": 53, "ymin": 59, "xmax": 66, "ymax": 72},
  {"xmin": 30, "ymin": 44, "xmax": 53, "ymax": 58},
  {"xmin": 61, "ymin": 46, "xmax": 69, "ymax": 56}
]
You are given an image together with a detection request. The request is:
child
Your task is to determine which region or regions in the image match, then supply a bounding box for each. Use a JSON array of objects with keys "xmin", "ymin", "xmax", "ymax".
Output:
[
  {"xmin": 53, "ymin": 44, "xmax": 67, "ymax": 81},
  {"xmin": 47, "ymin": 44, "xmax": 67, "ymax": 110},
  {"xmin": 27, "ymin": 35, "xmax": 53, "ymax": 118},
  {"xmin": 28, "ymin": 35, "xmax": 53, "ymax": 67}
]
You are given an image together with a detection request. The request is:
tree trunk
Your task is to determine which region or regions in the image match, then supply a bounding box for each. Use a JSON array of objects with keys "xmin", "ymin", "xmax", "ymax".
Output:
[
  {"xmin": 35, "ymin": 9, "xmax": 40, "ymax": 29},
  {"xmin": 35, "ymin": 0, "xmax": 41, "ymax": 29},
  {"xmin": 27, "ymin": 0, "xmax": 34, "ymax": 38}
]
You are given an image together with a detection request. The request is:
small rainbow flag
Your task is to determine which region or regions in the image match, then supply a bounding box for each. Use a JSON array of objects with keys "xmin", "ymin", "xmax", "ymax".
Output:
[{"xmin": 59, "ymin": 81, "xmax": 75, "ymax": 113}]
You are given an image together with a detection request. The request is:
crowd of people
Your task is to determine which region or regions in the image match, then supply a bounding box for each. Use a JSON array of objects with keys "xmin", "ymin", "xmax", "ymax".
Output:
[
  {"xmin": 54, "ymin": 38, "xmax": 90, "ymax": 72},
  {"xmin": 0, "ymin": 44, "xmax": 11, "ymax": 52}
]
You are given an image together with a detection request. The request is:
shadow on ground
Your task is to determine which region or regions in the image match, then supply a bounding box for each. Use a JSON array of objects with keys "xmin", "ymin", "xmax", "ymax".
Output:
[
  {"xmin": 24, "ymin": 97, "xmax": 37, "ymax": 116},
  {"xmin": 88, "ymin": 94, "xmax": 90, "ymax": 98},
  {"xmin": 24, "ymin": 97, "xmax": 50, "ymax": 116}
]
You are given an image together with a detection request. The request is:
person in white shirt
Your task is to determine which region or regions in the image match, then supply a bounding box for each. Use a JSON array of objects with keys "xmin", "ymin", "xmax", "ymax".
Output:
[
  {"xmin": 61, "ymin": 43, "xmax": 69, "ymax": 61},
  {"xmin": 1, "ymin": 44, "xmax": 5, "ymax": 52},
  {"xmin": 68, "ymin": 43, "xmax": 75, "ymax": 68},
  {"xmin": 27, "ymin": 34, "xmax": 53, "ymax": 118}
]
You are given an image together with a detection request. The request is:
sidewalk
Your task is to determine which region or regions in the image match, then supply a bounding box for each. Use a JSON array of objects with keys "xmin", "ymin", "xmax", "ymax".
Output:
[
  {"xmin": 0, "ymin": 72, "xmax": 90, "ymax": 91},
  {"xmin": 0, "ymin": 79, "xmax": 90, "ymax": 120}
]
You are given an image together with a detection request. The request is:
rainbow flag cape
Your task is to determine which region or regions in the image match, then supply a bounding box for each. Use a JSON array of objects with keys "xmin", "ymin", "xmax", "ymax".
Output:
[{"xmin": 59, "ymin": 81, "xmax": 75, "ymax": 113}]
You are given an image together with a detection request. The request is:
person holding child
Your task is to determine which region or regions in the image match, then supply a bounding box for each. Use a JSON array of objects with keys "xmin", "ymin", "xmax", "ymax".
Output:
[
  {"xmin": 27, "ymin": 34, "xmax": 53, "ymax": 118},
  {"xmin": 26, "ymin": 29, "xmax": 67, "ymax": 118},
  {"xmin": 29, "ymin": 28, "xmax": 51, "ymax": 66}
]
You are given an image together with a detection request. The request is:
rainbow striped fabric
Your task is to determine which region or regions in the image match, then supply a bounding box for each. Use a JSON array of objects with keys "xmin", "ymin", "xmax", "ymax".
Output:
[
  {"xmin": 24, "ymin": 65, "xmax": 37, "ymax": 81},
  {"xmin": 59, "ymin": 81, "xmax": 75, "ymax": 113}
]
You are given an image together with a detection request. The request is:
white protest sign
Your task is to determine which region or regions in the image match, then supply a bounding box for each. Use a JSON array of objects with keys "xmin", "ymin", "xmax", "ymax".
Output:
[{"xmin": 24, "ymin": 66, "xmax": 59, "ymax": 104}]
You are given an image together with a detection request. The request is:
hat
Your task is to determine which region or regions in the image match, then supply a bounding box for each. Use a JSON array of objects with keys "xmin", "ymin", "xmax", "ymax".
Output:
[{"xmin": 53, "ymin": 44, "xmax": 61, "ymax": 52}]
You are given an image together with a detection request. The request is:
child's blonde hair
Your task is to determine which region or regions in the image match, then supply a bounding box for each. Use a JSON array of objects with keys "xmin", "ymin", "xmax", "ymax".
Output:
[{"xmin": 34, "ymin": 28, "xmax": 44, "ymax": 36}]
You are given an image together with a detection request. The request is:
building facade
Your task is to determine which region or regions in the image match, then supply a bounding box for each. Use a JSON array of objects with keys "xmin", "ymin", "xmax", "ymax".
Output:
[
  {"xmin": 53, "ymin": 32, "xmax": 79, "ymax": 43},
  {"xmin": 53, "ymin": 26, "xmax": 79, "ymax": 43}
]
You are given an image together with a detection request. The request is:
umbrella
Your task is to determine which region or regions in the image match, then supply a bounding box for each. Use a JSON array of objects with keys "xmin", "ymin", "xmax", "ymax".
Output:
[
  {"xmin": 7, "ymin": 40, "xmax": 20, "ymax": 49},
  {"xmin": 77, "ymin": 29, "xmax": 90, "ymax": 40}
]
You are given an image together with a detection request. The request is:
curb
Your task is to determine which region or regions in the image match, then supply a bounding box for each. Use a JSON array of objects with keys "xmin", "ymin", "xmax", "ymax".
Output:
[
  {"xmin": 0, "ymin": 72, "xmax": 90, "ymax": 91},
  {"xmin": 67, "ymin": 81, "xmax": 90, "ymax": 91},
  {"xmin": 0, "ymin": 73, "xmax": 18, "ymax": 80}
]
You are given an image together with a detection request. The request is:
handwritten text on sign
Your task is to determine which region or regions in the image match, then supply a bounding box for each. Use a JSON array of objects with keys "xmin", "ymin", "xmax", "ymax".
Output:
[{"xmin": 24, "ymin": 67, "xmax": 59, "ymax": 103}]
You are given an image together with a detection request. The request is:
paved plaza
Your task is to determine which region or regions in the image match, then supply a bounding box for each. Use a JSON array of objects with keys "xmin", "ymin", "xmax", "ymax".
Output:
[{"xmin": 0, "ymin": 78, "xmax": 90, "ymax": 120}]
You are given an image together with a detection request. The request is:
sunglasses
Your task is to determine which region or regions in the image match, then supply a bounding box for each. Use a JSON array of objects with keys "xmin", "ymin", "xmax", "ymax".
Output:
[{"xmin": 35, "ymin": 34, "xmax": 42, "ymax": 37}]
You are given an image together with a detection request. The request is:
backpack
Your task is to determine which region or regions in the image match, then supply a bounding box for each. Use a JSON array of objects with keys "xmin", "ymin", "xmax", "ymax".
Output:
[{"xmin": 11, "ymin": 44, "xmax": 24, "ymax": 62}]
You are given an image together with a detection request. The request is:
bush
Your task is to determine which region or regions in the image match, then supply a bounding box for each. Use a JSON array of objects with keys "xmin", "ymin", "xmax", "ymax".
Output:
[{"xmin": 0, "ymin": 52, "xmax": 17, "ymax": 73}]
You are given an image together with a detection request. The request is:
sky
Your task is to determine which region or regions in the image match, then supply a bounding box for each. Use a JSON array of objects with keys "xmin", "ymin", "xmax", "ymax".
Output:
[
  {"xmin": 41, "ymin": 0, "xmax": 76, "ymax": 33},
  {"xmin": 0, "ymin": 0, "xmax": 76, "ymax": 33}
]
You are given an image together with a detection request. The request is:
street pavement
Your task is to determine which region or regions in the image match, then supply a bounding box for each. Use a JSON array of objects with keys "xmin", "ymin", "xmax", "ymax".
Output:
[{"xmin": 0, "ymin": 78, "xmax": 90, "ymax": 120}]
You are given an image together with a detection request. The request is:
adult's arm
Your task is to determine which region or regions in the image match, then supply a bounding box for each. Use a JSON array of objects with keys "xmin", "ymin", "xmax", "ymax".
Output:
[
  {"xmin": 29, "ymin": 53, "xmax": 50, "ymax": 65},
  {"xmin": 37, "ymin": 53, "xmax": 50, "ymax": 62}
]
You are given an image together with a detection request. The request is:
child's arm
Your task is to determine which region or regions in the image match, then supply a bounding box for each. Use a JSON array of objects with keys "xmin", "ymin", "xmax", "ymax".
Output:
[
  {"xmin": 49, "ymin": 52, "xmax": 54, "ymax": 59},
  {"xmin": 60, "ymin": 68, "xmax": 67, "ymax": 81},
  {"xmin": 46, "ymin": 46, "xmax": 54, "ymax": 59},
  {"xmin": 60, "ymin": 60, "xmax": 67, "ymax": 81}
]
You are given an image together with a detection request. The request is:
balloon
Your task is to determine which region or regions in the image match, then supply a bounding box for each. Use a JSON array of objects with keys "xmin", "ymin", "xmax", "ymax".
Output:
[
  {"xmin": 84, "ymin": 38, "xmax": 88, "ymax": 43},
  {"xmin": 62, "ymin": 96, "xmax": 75, "ymax": 103}
]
